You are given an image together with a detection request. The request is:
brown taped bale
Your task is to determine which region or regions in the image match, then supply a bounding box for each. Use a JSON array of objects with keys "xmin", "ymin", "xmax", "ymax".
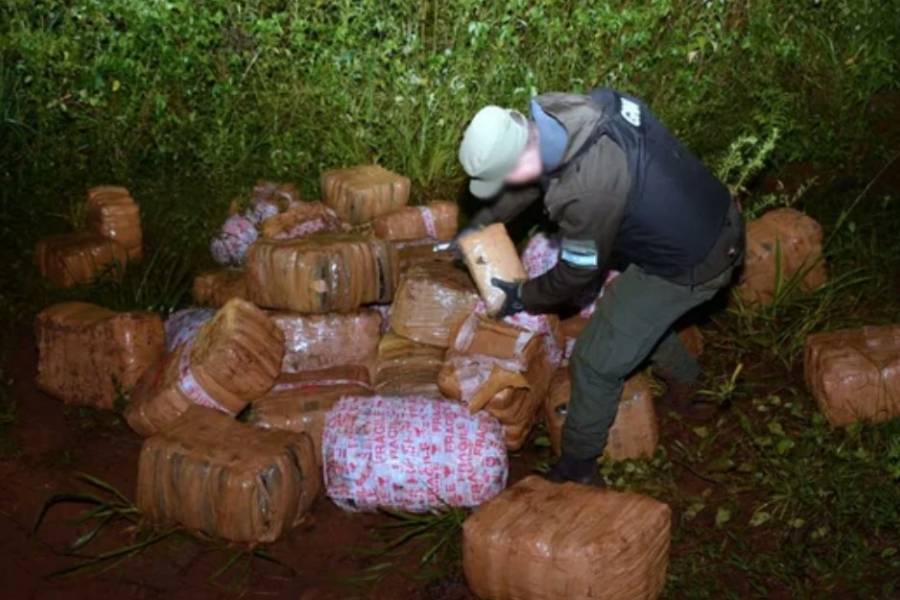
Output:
[
  {"xmin": 34, "ymin": 232, "xmax": 129, "ymax": 288},
  {"xmin": 459, "ymin": 223, "xmax": 528, "ymax": 316},
  {"xmin": 804, "ymin": 325, "xmax": 900, "ymax": 426},
  {"xmin": 252, "ymin": 180, "xmax": 300, "ymax": 208},
  {"xmin": 374, "ymin": 333, "xmax": 446, "ymax": 397},
  {"xmin": 463, "ymin": 475, "xmax": 671, "ymax": 600},
  {"xmin": 124, "ymin": 299, "xmax": 283, "ymax": 436},
  {"xmin": 136, "ymin": 405, "xmax": 319, "ymax": 543},
  {"xmin": 192, "ymin": 269, "xmax": 248, "ymax": 307},
  {"xmin": 390, "ymin": 262, "xmax": 479, "ymax": 348},
  {"xmin": 259, "ymin": 201, "xmax": 347, "ymax": 240},
  {"xmin": 738, "ymin": 208, "xmax": 828, "ymax": 305},
  {"xmin": 440, "ymin": 347, "xmax": 554, "ymax": 451},
  {"xmin": 321, "ymin": 164, "xmax": 410, "ymax": 224},
  {"xmin": 450, "ymin": 314, "xmax": 541, "ymax": 363},
  {"xmin": 250, "ymin": 366, "xmax": 374, "ymax": 465},
  {"xmin": 270, "ymin": 310, "xmax": 382, "ymax": 375},
  {"xmin": 86, "ymin": 186, "xmax": 143, "ymax": 260},
  {"xmin": 371, "ymin": 201, "xmax": 458, "ymax": 242},
  {"xmin": 544, "ymin": 369, "xmax": 659, "ymax": 460},
  {"xmin": 245, "ymin": 234, "xmax": 398, "ymax": 313},
  {"xmin": 35, "ymin": 302, "xmax": 164, "ymax": 409},
  {"xmin": 394, "ymin": 239, "xmax": 457, "ymax": 270}
]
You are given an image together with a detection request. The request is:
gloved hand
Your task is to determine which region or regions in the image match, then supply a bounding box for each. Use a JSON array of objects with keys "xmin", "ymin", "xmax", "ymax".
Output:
[{"xmin": 491, "ymin": 277, "xmax": 526, "ymax": 318}]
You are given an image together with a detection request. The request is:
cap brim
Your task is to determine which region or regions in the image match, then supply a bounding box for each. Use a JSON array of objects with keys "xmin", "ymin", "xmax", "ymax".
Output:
[{"xmin": 469, "ymin": 177, "xmax": 505, "ymax": 199}]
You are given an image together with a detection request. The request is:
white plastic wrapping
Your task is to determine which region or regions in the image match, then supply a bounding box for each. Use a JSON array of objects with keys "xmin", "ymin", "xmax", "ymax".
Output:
[
  {"xmin": 323, "ymin": 395, "xmax": 508, "ymax": 512},
  {"xmin": 163, "ymin": 308, "xmax": 215, "ymax": 353},
  {"xmin": 210, "ymin": 213, "xmax": 258, "ymax": 266}
]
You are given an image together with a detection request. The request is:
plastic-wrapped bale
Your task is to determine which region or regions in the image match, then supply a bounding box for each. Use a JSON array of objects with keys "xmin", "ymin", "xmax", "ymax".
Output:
[
  {"xmin": 86, "ymin": 186, "xmax": 142, "ymax": 261},
  {"xmin": 210, "ymin": 213, "xmax": 258, "ymax": 266},
  {"xmin": 451, "ymin": 314, "xmax": 542, "ymax": 364},
  {"xmin": 137, "ymin": 405, "xmax": 319, "ymax": 544},
  {"xmin": 473, "ymin": 302, "xmax": 564, "ymax": 368},
  {"xmin": 321, "ymin": 164, "xmax": 411, "ymax": 225},
  {"xmin": 372, "ymin": 201, "xmax": 458, "ymax": 242},
  {"xmin": 545, "ymin": 370, "xmax": 659, "ymax": 460},
  {"xmin": 35, "ymin": 302, "xmax": 165, "ymax": 409},
  {"xmin": 249, "ymin": 366, "xmax": 373, "ymax": 465},
  {"xmin": 459, "ymin": 223, "xmax": 528, "ymax": 316},
  {"xmin": 245, "ymin": 234, "xmax": 398, "ymax": 313},
  {"xmin": 462, "ymin": 475, "xmax": 671, "ymax": 600},
  {"xmin": 251, "ymin": 181, "xmax": 300, "ymax": 212},
  {"xmin": 390, "ymin": 262, "xmax": 479, "ymax": 347},
  {"xmin": 232, "ymin": 181, "xmax": 301, "ymax": 225},
  {"xmin": 34, "ymin": 232, "xmax": 129, "ymax": 288},
  {"xmin": 164, "ymin": 308, "xmax": 215, "ymax": 352},
  {"xmin": 439, "ymin": 348, "xmax": 555, "ymax": 451},
  {"xmin": 323, "ymin": 395, "xmax": 507, "ymax": 512},
  {"xmin": 374, "ymin": 333, "xmax": 446, "ymax": 397},
  {"xmin": 804, "ymin": 325, "xmax": 900, "ymax": 426},
  {"xmin": 192, "ymin": 269, "xmax": 248, "ymax": 308},
  {"xmin": 737, "ymin": 208, "xmax": 828, "ymax": 305},
  {"xmin": 270, "ymin": 310, "xmax": 382, "ymax": 376},
  {"xmin": 259, "ymin": 201, "xmax": 347, "ymax": 240},
  {"xmin": 124, "ymin": 299, "xmax": 284, "ymax": 436},
  {"xmin": 394, "ymin": 239, "xmax": 456, "ymax": 270}
]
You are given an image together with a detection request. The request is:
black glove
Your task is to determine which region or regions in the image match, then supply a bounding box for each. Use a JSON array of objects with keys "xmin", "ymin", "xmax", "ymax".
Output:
[{"xmin": 491, "ymin": 277, "xmax": 525, "ymax": 318}]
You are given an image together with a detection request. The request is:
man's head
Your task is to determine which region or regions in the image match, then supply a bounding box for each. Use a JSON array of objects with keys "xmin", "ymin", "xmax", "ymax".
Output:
[{"xmin": 459, "ymin": 106, "xmax": 542, "ymax": 199}]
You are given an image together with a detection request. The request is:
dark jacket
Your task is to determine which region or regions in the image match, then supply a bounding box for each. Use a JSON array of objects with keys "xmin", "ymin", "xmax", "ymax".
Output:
[{"xmin": 472, "ymin": 88, "xmax": 743, "ymax": 313}]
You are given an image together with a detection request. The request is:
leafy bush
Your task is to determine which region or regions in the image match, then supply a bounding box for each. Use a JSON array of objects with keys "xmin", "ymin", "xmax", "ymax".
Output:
[{"xmin": 2, "ymin": 0, "xmax": 897, "ymax": 194}]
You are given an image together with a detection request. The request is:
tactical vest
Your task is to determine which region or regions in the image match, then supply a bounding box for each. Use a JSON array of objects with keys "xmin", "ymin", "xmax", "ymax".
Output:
[{"xmin": 567, "ymin": 88, "xmax": 740, "ymax": 284}]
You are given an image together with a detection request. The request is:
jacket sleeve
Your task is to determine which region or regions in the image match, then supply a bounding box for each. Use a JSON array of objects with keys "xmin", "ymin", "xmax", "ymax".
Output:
[
  {"xmin": 468, "ymin": 186, "xmax": 542, "ymax": 228},
  {"xmin": 521, "ymin": 190, "xmax": 627, "ymax": 313}
]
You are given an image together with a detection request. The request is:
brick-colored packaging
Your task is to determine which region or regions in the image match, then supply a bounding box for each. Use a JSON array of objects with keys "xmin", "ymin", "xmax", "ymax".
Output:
[
  {"xmin": 804, "ymin": 325, "xmax": 900, "ymax": 426},
  {"xmin": 321, "ymin": 164, "xmax": 410, "ymax": 225},
  {"xmin": 35, "ymin": 302, "xmax": 165, "ymax": 409},
  {"xmin": 245, "ymin": 234, "xmax": 398, "ymax": 313},
  {"xmin": 124, "ymin": 299, "xmax": 284, "ymax": 436},
  {"xmin": 34, "ymin": 232, "xmax": 129, "ymax": 288},
  {"xmin": 137, "ymin": 406, "xmax": 319, "ymax": 543},
  {"xmin": 738, "ymin": 208, "xmax": 828, "ymax": 305},
  {"xmin": 463, "ymin": 475, "xmax": 671, "ymax": 600}
]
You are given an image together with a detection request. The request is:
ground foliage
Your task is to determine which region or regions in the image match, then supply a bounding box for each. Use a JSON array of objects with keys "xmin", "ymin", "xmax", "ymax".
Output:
[
  {"xmin": 1, "ymin": 1, "xmax": 899, "ymax": 598},
  {"xmin": 2, "ymin": 0, "xmax": 898, "ymax": 191}
]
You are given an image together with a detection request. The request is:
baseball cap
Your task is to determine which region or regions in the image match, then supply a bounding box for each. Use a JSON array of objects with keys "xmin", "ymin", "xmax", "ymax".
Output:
[{"xmin": 459, "ymin": 106, "xmax": 529, "ymax": 198}]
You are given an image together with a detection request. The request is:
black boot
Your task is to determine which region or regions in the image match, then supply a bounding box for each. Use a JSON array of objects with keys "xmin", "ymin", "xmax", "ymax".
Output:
[{"xmin": 544, "ymin": 454, "xmax": 599, "ymax": 486}]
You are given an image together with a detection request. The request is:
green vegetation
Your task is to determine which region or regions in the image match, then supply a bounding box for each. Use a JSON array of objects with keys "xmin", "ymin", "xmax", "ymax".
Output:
[
  {"xmin": 2, "ymin": 1, "xmax": 898, "ymax": 189},
  {"xmin": 33, "ymin": 473, "xmax": 292, "ymax": 589},
  {"xmin": 2, "ymin": 1, "xmax": 899, "ymax": 597}
]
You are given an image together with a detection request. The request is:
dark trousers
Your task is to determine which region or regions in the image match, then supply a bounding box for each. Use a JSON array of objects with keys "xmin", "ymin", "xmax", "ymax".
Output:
[{"xmin": 563, "ymin": 263, "xmax": 736, "ymax": 459}]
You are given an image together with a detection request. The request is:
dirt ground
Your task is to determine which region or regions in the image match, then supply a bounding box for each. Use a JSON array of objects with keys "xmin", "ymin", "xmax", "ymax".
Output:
[{"xmin": 0, "ymin": 333, "xmax": 551, "ymax": 599}]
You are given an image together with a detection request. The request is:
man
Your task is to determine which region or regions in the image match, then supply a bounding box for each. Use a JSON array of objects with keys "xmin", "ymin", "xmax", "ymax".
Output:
[{"xmin": 457, "ymin": 88, "xmax": 744, "ymax": 484}]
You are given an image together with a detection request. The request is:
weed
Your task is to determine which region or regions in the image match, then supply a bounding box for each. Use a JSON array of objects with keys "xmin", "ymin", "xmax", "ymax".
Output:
[
  {"xmin": 32, "ymin": 472, "xmax": 292, "ymax": 591},
  {"xmin": 344, "ymin": 507, "xmax": 468, "ymax": 589},
  {"xmin": 698, "ymin": 363, "xmax": 744, "ymax": 407},
  {"xmin": 33, "ymin": 473, "xmax": 177, "ymax": 578}
]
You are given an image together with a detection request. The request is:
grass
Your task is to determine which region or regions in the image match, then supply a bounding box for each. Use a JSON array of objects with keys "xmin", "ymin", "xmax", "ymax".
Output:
[
  {"xmin": 32, "ymin": 472, "xmax": 293, "ymax": 592},
  {"xmin": 340, "ymin": 507, "xmax": 469, "ymax": 590}
]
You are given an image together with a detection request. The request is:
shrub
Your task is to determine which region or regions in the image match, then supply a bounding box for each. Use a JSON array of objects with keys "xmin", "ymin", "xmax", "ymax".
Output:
[{"xmin": 1, "ymin": 1, "xmax": 897, "ymax": 194}]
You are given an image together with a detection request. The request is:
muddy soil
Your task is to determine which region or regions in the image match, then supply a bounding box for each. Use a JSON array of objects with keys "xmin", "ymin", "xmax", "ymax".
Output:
[{"xmin": 0, "ymin": 331, "xmax": 565, "ymax": 600}]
